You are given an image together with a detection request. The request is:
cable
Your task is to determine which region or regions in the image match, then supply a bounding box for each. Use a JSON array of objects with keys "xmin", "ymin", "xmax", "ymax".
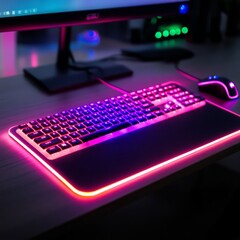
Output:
[
  {"xmin": 67, "ymin": 47, "xmax": 145, "ymax": 95},
  {"xmin": 175, "ymin": 61, "xmax": 200, "ymax": 82},
  {"xmin": 94, "ymin": 75, "xmax": 129, "ymax": 95},
  {"xmin": 68, "ymin": 62, "xmax": 129, "ymax": 94},
  {"xmin": 68, "ymin": 49, "xmax": 201, "ymax": 94}
]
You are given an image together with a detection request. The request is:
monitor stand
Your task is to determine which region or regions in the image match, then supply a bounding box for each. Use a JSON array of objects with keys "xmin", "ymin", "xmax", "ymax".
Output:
[{"xmin": 24, "ymin": 27, "xmax": 133, "ymax": 93}]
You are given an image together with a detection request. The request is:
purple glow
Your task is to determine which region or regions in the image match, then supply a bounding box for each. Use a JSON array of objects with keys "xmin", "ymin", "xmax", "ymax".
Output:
[{"xmin": 198, "ymin": 80, "xmax": 239, "ymax": 99}]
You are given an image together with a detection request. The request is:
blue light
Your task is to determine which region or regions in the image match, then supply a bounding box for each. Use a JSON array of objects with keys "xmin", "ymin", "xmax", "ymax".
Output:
[
  {"xmin": 179, "ymin": 4, "xmax": 189, "ymax": 15},
  {"xmin": 77, "ymin": 30, "xmax": 100, "ymax": 46}
]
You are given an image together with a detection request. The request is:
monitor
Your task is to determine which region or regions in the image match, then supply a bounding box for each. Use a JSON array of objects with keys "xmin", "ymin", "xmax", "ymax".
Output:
[{"xmin": 0, "ymin": 0, "xmax": 190, "ymax": 92}]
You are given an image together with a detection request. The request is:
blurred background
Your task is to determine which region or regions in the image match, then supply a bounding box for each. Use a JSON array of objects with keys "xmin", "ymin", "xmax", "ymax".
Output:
[
  {"xmin": 15, "ymin": 0, "xmax": 240, "ymax": 45},
  {"xmin": 1, "ymin": 0, "xmax": 240, "ymax": 79}
]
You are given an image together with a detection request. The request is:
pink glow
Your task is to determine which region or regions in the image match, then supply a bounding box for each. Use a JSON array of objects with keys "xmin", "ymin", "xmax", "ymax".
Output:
[
  {"xmin": 8, "ymin": 128, "xmax": 240, "ymax": 198},
  {"xmin": 30, "ymin": 52, "xmax": 39, "ymax": 67},
  {"xmin": 0, "ymin": 32, "xmax": 17, "ymax": 77},
  {"xmin": 198, "ymin": 81, "xmax": 239, "ymax": 99}
]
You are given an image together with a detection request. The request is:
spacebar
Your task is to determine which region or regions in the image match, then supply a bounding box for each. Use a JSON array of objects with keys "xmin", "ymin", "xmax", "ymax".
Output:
[{"xmin": 80, "ymin": 122, "xmax": 131, "ymax": 142}]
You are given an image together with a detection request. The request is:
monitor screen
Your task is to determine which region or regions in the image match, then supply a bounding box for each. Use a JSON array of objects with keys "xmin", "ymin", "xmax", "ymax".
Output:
[{"xmin": 0, "ymin": 0, "xmax": 189, "ymax": 32}]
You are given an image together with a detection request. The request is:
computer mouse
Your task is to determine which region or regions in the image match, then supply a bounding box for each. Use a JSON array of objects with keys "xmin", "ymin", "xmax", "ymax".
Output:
[{"xmin": 197, "ymin": 75, "xmax": 239, "ymax": 100}]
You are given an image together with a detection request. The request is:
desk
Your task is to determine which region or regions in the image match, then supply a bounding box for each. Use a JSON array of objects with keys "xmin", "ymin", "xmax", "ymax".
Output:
[{"xmin": 1, "ymin": 34, "xmax": 240, "ymax": 239}]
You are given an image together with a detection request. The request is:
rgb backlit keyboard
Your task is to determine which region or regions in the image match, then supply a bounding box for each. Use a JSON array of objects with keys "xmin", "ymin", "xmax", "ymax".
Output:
[{"xmin": 10, "ymin": 82, "xmax": 206, "ymax": 160}]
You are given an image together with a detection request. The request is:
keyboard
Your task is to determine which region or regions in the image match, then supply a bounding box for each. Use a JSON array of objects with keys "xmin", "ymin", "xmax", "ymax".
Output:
[
  {"xmin": 12, "ymin": 81, "xmax": 236, "ymax": 197},
  {"xmin": 10, "ymin": 82, "xmax": 205, "ymax": 161}
]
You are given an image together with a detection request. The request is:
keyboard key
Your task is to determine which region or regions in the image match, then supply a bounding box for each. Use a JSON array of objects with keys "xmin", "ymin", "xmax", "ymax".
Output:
[
  {"xmin": 80, "ymin": 122, "xmax": 131, "ymax": 142},
  {"xmin": 40, "ymin": 138, "xmax": 62, "ymax": 149},
  {"xmin": 84, "ymin": 121, "xmax": 93, "ymax": 127},
  {"xmin": 53, "ymin": 113, "xmax": 61, "ymax": 118},
  {"xmin": 34, "ymin": 135, "xmax": 51, "ymax": 144},
  {"xmin": 66, "ymin": 115, "xmax": 75, "ymax": 120},
  {"xmin": 32, "ymin": 124, "xmax": 42, "ymax": 130},
  {"xmin": 42, "ymin": 128, "xmax": 53, "ymax": 134},
  {"xmin": 58, "ymin": 129, "xmax": 68, "ymax": 135},
  {"xmin": 102, "ymin": 122, "xmax": 112, "ymax": 128},
  {"xmin": 50, "ymin": 132, "xmax": 60, "ymax": 138},
  {"xmin": 67, "ymin": 126, "xmax": 76, "ymax": 132},
  {"xmin": 58, "ymin": 117, "xmax": 67, "ymax": 122},
  {"xmin": 61, "ymin": 135, "xmax": 71, "ymax": 141},
  {"xmin": 137, "ymin": 116, "xmax": 147, "ymax": 122},
  {"xmin": 92, "ymin": 119, "xmax": 101, "ymax": 124},
  {"xmin": 60, "ymin": 123, "xmax": 69, "ymax": 128},
  {"xmin": 129, "ymin": 119, "xmax": 139, "ymax": 125},
  {"xmin": 50, "ymin": 119, "xmax": 59, "ymax": 125},
  {"xmin": 22, "ymin": 127, "xmax": 34, "ymax": 134},
  {"xmin": 41, "ymin": 122, "xmax": 51, "ymax": 128},
  {"xmin": 86, "ymin": 127, "xmax": 96, "ymax": 133},
  {"xmin": 51, "ymin": 125, "xmax": 61, "ymax": 131},
  {"xmin": 59, "ymin": 142, "xmax": 71, "ymax": 150},
  {"xmin": 75, "ymin": 124, "xmax": 85, "ymax": 129},
  {"xmin": 110, "ymin": 119, "xmax": 119, "ymax": 125},
  {"xmin": 28, "ymin": 131, "xmax": 44, "ymax": 139},
  {"xmin": 47, "ymin": 146, "xmax": 61, "ymax": 154},
  {"xmin": 37, "ymin": 118, "xmax": 46, "ymax": 123},
  {"xmin": 141, "ymin": 102, "xmax": 154, "ymax": 109},
  {"xmin": 79, "ymin": 129, "xmax": 89, "ymax": 136},
  {"xmin": 145, "ymin": 113, "xmax": 156, "ymax": 120},
  {"xmin": 69, "ymin": 139, "xmax": 82, "ymax": 146},
  {"xmin": 95, "ymin": 124, "xmax": 104, "ymax": 130},
  {"xmin": 29, "ymin": 120, "xmax": 38, "ymax": 125},
  {"xmin": 155, "ymin": 110, "xmax": 164, "ymax": 116},
  {"xmin": 69, "ymin": 132, "xmax": 80, "ymax": 138},
  {"xmin": 46, "ymin": 115, "xmax": 54, "ymax": 120}
]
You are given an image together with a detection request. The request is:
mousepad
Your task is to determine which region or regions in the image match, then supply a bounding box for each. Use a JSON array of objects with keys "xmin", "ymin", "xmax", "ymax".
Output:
[{"xmin": 9, "ymin": 102, "xmax": 240, "ymax": 197}]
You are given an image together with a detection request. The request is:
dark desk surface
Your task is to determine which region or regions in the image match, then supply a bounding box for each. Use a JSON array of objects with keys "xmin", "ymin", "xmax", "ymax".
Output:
[{"xmin": 1, "ymin": 34, "xmax": 240, "ymax": 239}]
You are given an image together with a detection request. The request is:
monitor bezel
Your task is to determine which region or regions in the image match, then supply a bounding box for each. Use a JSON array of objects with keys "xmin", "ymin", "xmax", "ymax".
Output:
[{"xmin": 0, "ymin": 2, "xmax": 189, "ymax": 32}]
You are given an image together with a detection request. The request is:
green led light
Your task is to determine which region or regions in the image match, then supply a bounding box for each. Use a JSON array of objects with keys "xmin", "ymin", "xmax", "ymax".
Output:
[
  {"xmin": 182, "ymin": 27, "xmax": 189, "ymax": 34},
  {"xmin": 175, "ymin": 28, "xmax": 181, "ymax": 35},
  {"xmin": 155, "ymin": 31, "xmax": 162, "ymax": 39},
  {"xmin": 170, "ymin": 29, "xmax": 176, "ymax": 36},
  {"xmin": 151, "ymin": 17, "xmax": 157, "ymax": 25},
  {"xmin": 157, "ymin": 16, "xmax": 162, "ymax": 19},
  {"xmin": 163, "ymin": 30, "xmax": 169, "ymax": 37}
]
